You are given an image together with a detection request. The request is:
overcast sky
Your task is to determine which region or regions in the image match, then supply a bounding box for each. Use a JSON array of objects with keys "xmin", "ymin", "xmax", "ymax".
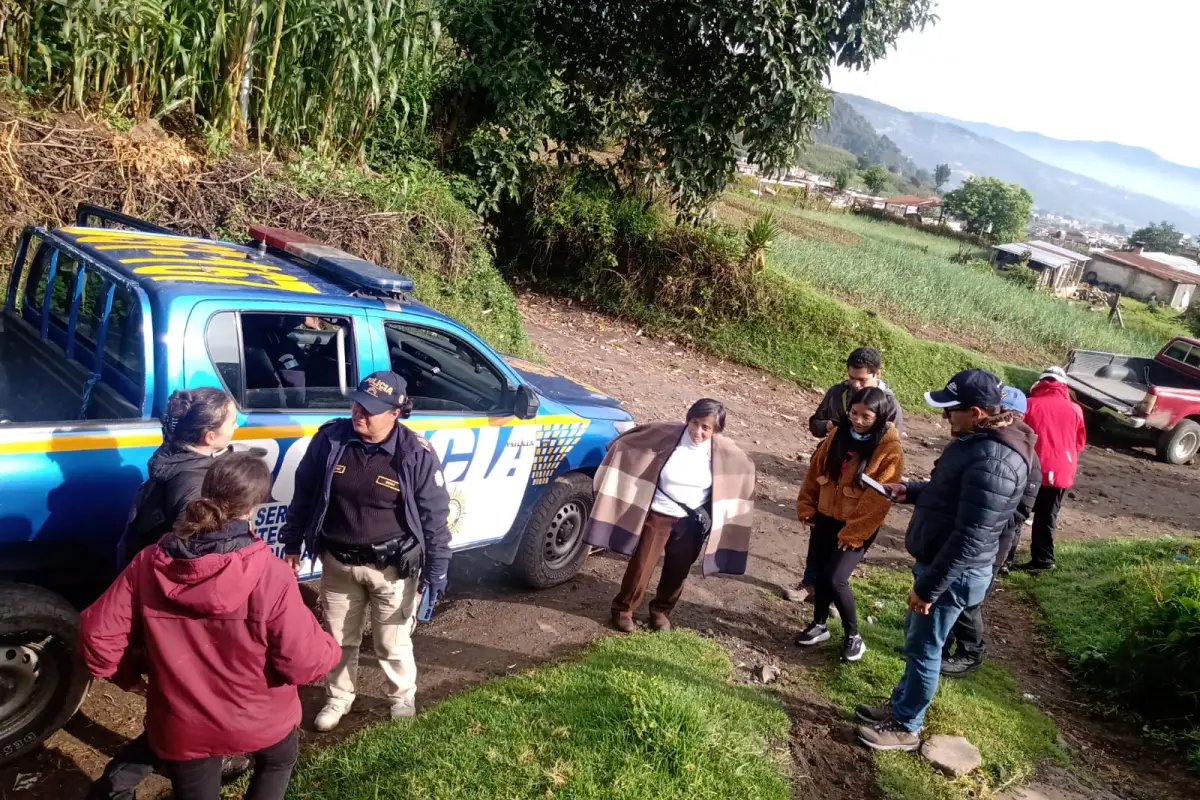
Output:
[{"xmin": 829, "ymin": 0, "xmax": 1200, "ymax": 168}]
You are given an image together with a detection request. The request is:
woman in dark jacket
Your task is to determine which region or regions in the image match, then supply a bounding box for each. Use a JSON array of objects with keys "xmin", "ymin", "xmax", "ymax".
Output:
[
  {"xmin": 92, "ymin": 387, "xmax": 242, "ymax": 800},
  {"xmin": 82, "ymin": 453, "xmax": 339, "ymax": 800},
  {"xmin": 117, "ymin": 388, "xmax": 238, "ymax": 568}
]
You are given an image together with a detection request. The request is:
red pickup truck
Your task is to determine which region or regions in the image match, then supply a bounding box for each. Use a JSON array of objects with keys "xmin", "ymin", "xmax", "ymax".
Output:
[{"xmin": 1063, "ymin": 336, "xmax": 1200, "ymax": 465}]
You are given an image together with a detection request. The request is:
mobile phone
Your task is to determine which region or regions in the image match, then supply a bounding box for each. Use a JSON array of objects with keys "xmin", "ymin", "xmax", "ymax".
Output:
[
  {"xmin": 417, "ymin": 586, "xmax": 440, "ymax": 623},
  {"xmin": 859, "ymin": 474, "xmax": 894, "ymax": 499}
]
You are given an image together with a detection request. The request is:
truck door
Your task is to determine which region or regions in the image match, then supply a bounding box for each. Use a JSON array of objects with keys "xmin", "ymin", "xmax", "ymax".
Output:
[
  {"xmin": 366, "ymin": 312, "xmax": 546, "ymax": 551},
  {"xmin": 185, "ymin": 302, "xmax": 373, "ymax": 579}
]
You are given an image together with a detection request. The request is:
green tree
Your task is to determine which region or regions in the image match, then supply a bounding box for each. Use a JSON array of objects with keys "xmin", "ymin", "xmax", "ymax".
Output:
[
  {"xmin": 834, "ymin": 167, "xmax": 854, "ymax": 192},
  {"xmin": 861, "ymin": 163, "xmax": 890, "ymax": 196},
  {"xmin": 1130, "ymin": 221, "xmax": 1183, "ymax": 253},
  {"xmin": 443, "ymin": 0, "xmax": 936, "ymax": 213},
  {"xmin": 941, "ymin": 176, "xmax": 1033, "ymax": 241},
  {"xmin": 934, "ymin": 163, "xmax": 951, "ymax": 191}
]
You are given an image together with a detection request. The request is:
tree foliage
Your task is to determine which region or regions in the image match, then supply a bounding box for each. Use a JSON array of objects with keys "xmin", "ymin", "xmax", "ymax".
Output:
[
  {"xmin": 1130, "ymin": 221, "xmax": 1184, "ymax": 254},
  {"xmin": 941, "ymin": 176, "xmax": 1033, "ymax": 242},
  {"xmin": 934, "ymin": 163, "xmax": 951, "ymax": 191},
  {"xmin": 861, "ymin": 164, "xmax": 890, "ymax": 196},
  {"xmin": 442, "ymin": 0, "xmax": 936, "ymax": 214},
  {"xmin": 834, "ymin": 167, "xmax": 854, "ymax": 192}
]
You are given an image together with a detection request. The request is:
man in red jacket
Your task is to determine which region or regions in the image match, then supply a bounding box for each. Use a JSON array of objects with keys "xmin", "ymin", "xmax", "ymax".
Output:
[{"xmin": 1015, "ymin": 367, "xmax": 1087, "ymax": 572}]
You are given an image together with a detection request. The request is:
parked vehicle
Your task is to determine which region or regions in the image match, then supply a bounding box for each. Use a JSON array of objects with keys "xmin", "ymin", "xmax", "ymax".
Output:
[
  {"xmin": 1062, "ymin": 336, "xmax": 1200, "ymax": 465},
  {"xmin": 0, "ymin": 206, "xmax": 633, "ymax": 764}
]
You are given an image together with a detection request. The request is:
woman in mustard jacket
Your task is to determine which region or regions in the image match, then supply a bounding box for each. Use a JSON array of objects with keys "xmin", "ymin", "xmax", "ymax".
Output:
[{"xmin": 794, "ymin": 386, "xmax": 904, "ymax": 662}]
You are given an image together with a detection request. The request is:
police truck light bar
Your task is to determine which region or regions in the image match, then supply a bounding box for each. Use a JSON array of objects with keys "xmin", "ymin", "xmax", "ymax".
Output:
[{"xmin": 249, "ymin": 225, "xmax": 414, "ymax": 295}]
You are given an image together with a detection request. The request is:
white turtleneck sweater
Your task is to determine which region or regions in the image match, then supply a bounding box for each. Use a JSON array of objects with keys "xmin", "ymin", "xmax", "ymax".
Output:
[{"xmin": 651, "ymin": 430, "xmax": 714, "ymax": 517}]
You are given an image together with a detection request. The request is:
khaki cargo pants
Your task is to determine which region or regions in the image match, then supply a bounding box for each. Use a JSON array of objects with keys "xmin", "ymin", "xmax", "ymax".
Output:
[{"xmin": 320, "ymin": 552, "xmax": 420, "ymax": 707}]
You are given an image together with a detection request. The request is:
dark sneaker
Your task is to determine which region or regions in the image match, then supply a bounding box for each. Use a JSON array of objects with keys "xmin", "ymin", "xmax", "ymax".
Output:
[
  {"xmin": 940, "ymin": 655, "xmax": 983, "ymax": 677},
  {"xmin": 857, "ymin": 718, "xmax": 921, "ymax": 751},
  {"xmin": 841, "ymin": 634, "xmax": 866, "ymax": 662},
  {"xmin": 999, "ymin": 564, "xmax": 1012, "ymax": 576},
  {"xmin": 794, "ymin": 623, "xmax": 830, "ymax": 647},
  {"xmin": 220, "ymin": 754, "xmax": 252, "ymax": 784},
  {"xmin": 1014, "ymin": 561, "xmax": 1056, "ymax": 574},
  {"xmin": 854, "ymin": 701, "xmax": 892, "ymax": 724},
  {"xmin": 611, "ymin": 612, "xmax": 635, "ymax": 633}
]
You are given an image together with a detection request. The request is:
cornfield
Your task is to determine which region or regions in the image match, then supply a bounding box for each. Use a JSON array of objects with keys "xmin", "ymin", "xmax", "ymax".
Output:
[{"xmin": 0, "ymin": 0, "xmax": 443, "ymax": 158}]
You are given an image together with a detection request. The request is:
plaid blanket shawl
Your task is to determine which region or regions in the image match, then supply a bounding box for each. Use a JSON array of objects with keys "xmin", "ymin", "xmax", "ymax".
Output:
[{"xmin": 583, "ymin": 421, "xmax": 756, "ymax": 576}]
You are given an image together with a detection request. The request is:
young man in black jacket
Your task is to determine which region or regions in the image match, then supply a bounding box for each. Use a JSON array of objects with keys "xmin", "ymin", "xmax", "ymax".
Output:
[
  {"xmin": 280, "ymin": 371, "xmax": 451, "ymax": 732},
  {"xmin": 856, "ymin": 370, "xmax": 1034, "ymax": 751}
]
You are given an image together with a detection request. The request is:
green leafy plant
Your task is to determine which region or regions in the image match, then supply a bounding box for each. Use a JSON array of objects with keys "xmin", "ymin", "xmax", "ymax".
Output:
[
  {"xmin": 941, "ymin": 176, "xmax": 1033, "ymax": 242},
  {"xmin": 744, "ymin": 212, "xmax": 783, "ymax": 272}
]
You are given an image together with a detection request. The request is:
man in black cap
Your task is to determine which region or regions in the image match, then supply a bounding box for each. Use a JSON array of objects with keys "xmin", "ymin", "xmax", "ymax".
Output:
[
  {"xmin": 280, "ymin": 371, "xmax": 451, "ymax": 731},
  {"xmin": 854, "ymin": 369, "xmax": 1035, "ymax": 752}
]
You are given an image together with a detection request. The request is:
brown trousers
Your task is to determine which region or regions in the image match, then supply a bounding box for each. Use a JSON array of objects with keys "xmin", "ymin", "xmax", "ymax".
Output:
[{"xmin": 612, "ymin": 510, "xmax": 705, "ymax": 617}]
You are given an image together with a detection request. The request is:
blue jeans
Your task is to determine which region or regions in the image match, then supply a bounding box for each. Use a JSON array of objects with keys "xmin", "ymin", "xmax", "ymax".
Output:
[{"xmin": 889, "ymin": 563, "xmax": 992, "ymax": 732}]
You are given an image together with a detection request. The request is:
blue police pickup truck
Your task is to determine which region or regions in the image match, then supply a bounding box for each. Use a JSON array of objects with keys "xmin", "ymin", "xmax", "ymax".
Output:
[{"xmin": 0, "ymin": 206, "xmax": 632, "ymax": 763}]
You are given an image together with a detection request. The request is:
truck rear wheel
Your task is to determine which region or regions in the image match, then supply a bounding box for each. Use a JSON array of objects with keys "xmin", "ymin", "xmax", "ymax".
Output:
[
  {"xmin": 513, "ymin": 473, "xmax": 594, "ymax": 589},
  {"xmin": 1157, "ymin": 420, "xmax": 1200, "ymax": 465},
  {"xmin": 0, "ymin": 583, "xmax": 89, "ymax": 766}
]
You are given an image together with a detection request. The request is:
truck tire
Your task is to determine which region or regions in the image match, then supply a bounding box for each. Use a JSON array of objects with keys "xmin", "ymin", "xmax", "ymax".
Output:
[
  {"xmin": 1157, "ymin": 420, "xmax": 1200, "ymax": 466},
  {"xmin": 0, "ymin": 583, "xmax": 89, "ymax": 766},
  {"xmin": 513, "ymin": 473, "xmax": 594, "ymax": 589}
]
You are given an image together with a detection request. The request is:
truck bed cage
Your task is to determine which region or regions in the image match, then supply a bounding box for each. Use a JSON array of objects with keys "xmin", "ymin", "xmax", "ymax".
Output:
[{"xmin": 75, "ymin": 204, "xmax": 176, "ymax": 235}]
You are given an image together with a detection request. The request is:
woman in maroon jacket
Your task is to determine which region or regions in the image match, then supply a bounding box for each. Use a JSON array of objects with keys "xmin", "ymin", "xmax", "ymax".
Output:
[{"xmin": 81, "ymin": 453, "xmax": 340, "ymax": 800}]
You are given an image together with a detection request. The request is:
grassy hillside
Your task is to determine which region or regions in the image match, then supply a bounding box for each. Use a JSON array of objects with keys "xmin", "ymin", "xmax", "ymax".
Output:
[{"xmin": 734, "ymin": 197, "xmax": 1164, "ymax": 365}]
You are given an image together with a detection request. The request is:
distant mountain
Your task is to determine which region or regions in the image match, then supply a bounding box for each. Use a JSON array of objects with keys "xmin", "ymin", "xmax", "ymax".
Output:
[
  {"xmin": 919, "ymin": 113, "xmax": 1200, "ymax": 215},
  {"xmin": 839, "ymin": 94, "xmax": 1200, "ymax": 231},
  {"xmin": 813, "ymin": 95, "xmax": 919, "ymax": 176}
]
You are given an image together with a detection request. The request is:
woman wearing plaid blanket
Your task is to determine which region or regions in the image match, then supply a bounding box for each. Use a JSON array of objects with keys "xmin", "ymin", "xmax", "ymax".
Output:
[{"xmin": 583, "ymin": 399, "xmax": 756, "ymax": 632}]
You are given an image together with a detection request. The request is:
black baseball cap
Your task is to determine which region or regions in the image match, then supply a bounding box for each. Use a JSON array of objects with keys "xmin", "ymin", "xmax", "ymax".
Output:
[
  {"xmin": 349, "ymin": 371, "xmax": 408, "ymax": 415},
  {"xmin": 925, "ymin": 369, "xmax": 1004, "ymax": 410}
]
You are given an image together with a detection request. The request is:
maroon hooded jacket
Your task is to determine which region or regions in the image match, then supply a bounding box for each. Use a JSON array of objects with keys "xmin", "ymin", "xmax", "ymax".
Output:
[
  {"xmin": 80, "ymin": 521, "xmax": 339, "ymax": 761},
  {"xmin": 1025, "ymin": 379, "xmax": 1087, "ymax": 489}
]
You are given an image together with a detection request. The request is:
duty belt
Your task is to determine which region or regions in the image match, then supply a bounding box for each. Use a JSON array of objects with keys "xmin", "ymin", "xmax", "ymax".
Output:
[{"xmin": 324, "ymin": 535, "xmax": 421, "ymax": 575}]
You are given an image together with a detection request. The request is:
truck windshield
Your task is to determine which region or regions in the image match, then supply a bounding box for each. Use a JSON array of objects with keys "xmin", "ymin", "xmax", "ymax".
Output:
[{"xmin": 1, "ymin": 236, "xmax": 147, "ymax": 424}]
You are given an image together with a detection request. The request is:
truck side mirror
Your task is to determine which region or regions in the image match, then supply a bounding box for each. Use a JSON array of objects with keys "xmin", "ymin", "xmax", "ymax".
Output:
[{"xmin": 514, "ymin": 385, "xmax": 540, "ymax": 420}]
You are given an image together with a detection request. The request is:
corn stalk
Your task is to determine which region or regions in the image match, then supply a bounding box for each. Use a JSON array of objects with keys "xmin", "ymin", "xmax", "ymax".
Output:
[{"xmin": 3, "ymin": 0, "xmax": 444, "ymax": 157}]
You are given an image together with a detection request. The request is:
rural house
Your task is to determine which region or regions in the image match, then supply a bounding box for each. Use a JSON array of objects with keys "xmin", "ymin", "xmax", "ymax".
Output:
[
  {"xmin": 1086, "ymin": 246, "xmax": 1198, "ymax": 309},
  {"xmin": 883, "ymin": 195, "xmax": 942, "ymax": 222},
  {"xmin": 991, "ymin": 240, "xmax": 1091, "ymax": 296}
]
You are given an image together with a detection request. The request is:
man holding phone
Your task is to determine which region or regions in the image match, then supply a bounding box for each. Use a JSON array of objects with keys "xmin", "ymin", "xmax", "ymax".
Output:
[
  {"xmin": 280, "ymin": 371, "xmax": 451, "ymax": 732},
  {"xmin": 853, "ymin": 370, "xmax": 1035, "ymax": 751}
]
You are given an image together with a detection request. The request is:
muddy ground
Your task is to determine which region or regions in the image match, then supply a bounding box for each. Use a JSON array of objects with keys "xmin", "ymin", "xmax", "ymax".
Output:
[{"xmin": 4, "ymin": 294, "xmax": 1199, "ymax": 799}]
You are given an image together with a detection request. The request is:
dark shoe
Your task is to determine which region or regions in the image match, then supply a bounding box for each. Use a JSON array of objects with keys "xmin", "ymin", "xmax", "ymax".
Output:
[
  {"xmin": 841, "ymin": 634, "xmax": 867, "ymax": 662},
  {"xmin": 857, "ymin": 718, "xmax": 921, "ymax": 751},
  {"xmin": 220, "ymin": 754, "xmax": 252, "ymax": 784},
  {"xmin": 999, "ymin": 564, "xmax": 1012, "ymax": 576},
  {"xmin": 940, "ymin": 655, "xmax": 983, "ymax": 677},
  {"xmin": 794, "ymin": 622, "xmax": 830, "ymax": 647},
  {"xmin": 611, "ymin": 612, "xmax": 635, "ymax": 633},
  {"xmin": 1014, "ymin": 561, "xmax": 1056, "ymax": 574},
  {"xmin": 854, "ymin": 701, "xmax": 892, "ymax": 724},
  {"xmin": 649, "ymin": 611, "xmax": 672, "ymax": 632}
]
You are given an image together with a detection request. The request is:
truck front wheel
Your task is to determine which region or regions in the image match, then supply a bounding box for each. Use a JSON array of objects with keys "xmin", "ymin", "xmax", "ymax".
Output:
[
  {"xmin": 1157, "ymin": 420, "xmax": 1200, "ymax": 465},
  {"xmin": 513, "ymin": 473, "xmax": 594, "ymax": 589},
  {"xmin": 0, "ymin": 583, "xmax": 89, "ymax": 766}
]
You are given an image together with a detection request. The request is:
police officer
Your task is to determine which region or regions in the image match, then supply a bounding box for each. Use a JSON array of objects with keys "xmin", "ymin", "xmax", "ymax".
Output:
[{"xmin": 280, "ymin": 371, "xmax": 451, "ymax": 731}]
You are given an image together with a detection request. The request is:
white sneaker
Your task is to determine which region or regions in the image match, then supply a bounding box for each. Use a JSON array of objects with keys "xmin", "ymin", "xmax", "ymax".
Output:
[
  {"xmin": 314, "ymin": 701, "xmax": 349, "ymax": 732},
  {"xmin": 390, "ymin": 698, "xmax": 416, "ymax": 719}
]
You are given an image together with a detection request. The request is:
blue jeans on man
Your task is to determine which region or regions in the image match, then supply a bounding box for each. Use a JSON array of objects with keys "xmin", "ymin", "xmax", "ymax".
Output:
[{"xmin": 889, "ymin": 563, "xmax": 992, "ymax": 732}]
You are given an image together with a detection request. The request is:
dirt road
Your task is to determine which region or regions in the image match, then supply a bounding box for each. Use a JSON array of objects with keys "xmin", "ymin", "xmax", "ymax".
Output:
[{"xmin": 5, "ymin": 294, "xmax": 1199, "ymax": 799}]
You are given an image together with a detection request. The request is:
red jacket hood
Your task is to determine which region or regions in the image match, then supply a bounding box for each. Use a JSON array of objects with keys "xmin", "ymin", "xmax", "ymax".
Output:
[
  {"xmin": 1030, "ymin": 379, "xmax": 1072, "ymax": 401},
  {"xmin": 149, "ymin": 539, "xmax": 271, "ymax": 616}
]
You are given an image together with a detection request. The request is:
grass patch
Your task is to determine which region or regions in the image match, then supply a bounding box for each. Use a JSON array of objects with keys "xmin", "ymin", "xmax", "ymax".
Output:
[
  {"xmin": 288, "ymin": 631, "xmax": 790, "ymax": 800},
  {"xmin": 805, "ymin": 567, "xmax": 1066, "ymax": 799},
  {"xmin": 734, "ymin": 196, "xmax": 1163, "ymax": 364},
  {"xmin": 1010, "ymin": 536, "xmax": 1200, "ymax": 767}
]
